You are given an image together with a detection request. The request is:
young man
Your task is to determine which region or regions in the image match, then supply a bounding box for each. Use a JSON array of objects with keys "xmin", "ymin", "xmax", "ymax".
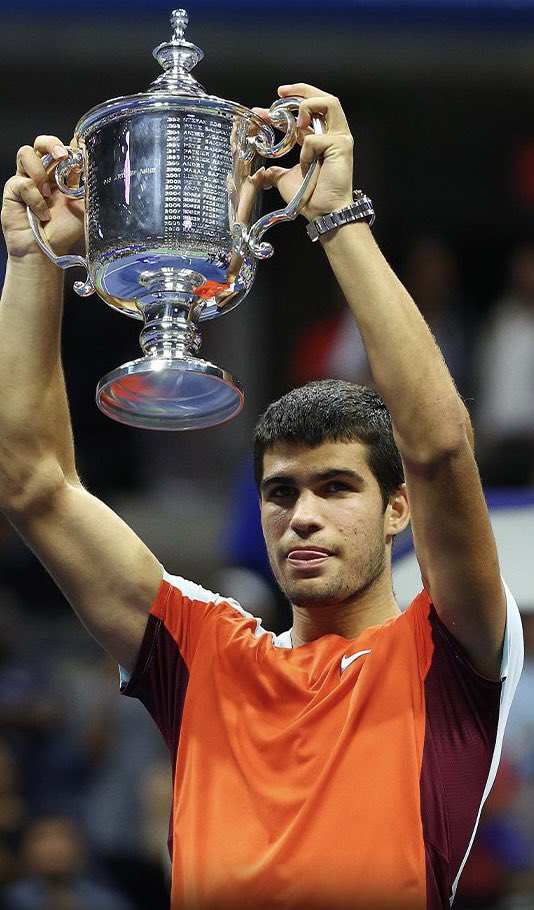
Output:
[{"xmin": 0, "ymin": 85, "xmax": 523, "ymax": 910}]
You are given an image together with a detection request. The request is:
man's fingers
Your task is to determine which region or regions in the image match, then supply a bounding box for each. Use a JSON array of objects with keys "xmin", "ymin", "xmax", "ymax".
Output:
[
  {"xmin": 261, "ymin": 165, "xmax": 290, "ymax": 190},
  {"xmin": 251, "ymin": 107, "xmax": 271, "ymax": 122},
  {"xmin": 299, "ymin": 133, "xmax": 353, "ymax": 169},
  {"xmin": 4, "ymin": 175, "xmax": 51, "ymax": 221},
  {"xmin": 297, "ymin": 96, "xmax": 350, "ymax": 135},
  {"xmin": 278, "ymin": 83, "xmax": 331, "ymax": 100},
  {"xmin": 33, "ymin": 135, "xmax": 69, "ymax": 160},
  {"xmin": 278, "ymin": 84, "xmax": 348, "ymax": 126},
  {"xmin": 249, "ymin": 167, "xmax": 273, "ymax": 190},
  {"xmin": 16, "ymin": 137, "xmax": 69, "ymax": 200},
  {"xmin": 16, "ymin": 146, "xmax": 52, "ymax": 198}
]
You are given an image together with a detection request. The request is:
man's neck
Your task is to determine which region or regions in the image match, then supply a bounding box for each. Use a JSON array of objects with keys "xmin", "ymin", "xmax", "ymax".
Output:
[{"xmin": 290, "ymin": 574, "xmax": 401, "ymax": 647}]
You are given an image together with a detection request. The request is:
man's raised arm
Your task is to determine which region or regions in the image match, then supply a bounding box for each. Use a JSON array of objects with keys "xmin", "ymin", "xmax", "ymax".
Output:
[
  {"xmin": 0, "ymin": 136, "xmax": 162, "ymax": 672},
  {"xmin": 264, "ymin": 85, "xmax": 506, "ymax": 678}
]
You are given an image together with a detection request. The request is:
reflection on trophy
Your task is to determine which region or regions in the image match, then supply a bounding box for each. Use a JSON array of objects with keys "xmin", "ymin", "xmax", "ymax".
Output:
[{"xmin": 27, "ymin": 9, "xmax": 323, "ymax": 430}]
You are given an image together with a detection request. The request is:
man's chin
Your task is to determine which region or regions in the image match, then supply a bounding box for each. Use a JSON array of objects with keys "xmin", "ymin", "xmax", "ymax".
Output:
[{"xmin": 281, "ymin": 580, "xmax": 346, "ymax": 610}]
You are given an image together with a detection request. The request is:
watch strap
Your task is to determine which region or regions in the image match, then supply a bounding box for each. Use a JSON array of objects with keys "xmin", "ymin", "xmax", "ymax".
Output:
[{"xmin": 306, "ymin": 190, "xmax": 375, "ymax": 242}]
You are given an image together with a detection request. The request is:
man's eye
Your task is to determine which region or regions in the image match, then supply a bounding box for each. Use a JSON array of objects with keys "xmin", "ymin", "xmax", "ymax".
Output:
[
  {"xmin": 270, "ymin": 486, "xmax": 295, "ymax": 499},
  {"xmin": 325, "ymin": 481, "xmax": 351, "ymax": 493}
]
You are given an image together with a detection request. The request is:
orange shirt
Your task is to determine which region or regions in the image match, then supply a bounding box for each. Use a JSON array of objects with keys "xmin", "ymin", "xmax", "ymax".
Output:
[{"xmin": 121, "ymin": 573, "xmax": 522, "ymax": 910}]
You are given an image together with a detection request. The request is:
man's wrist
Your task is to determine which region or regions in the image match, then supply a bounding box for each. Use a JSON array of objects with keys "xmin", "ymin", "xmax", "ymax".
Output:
[
  {"xmin": 306, "ymin": 190, "xmax": 375, "ymax": 242},
  {"xmin": 6, "ymin": 250, "xmax": 64, "ymax": 283}
]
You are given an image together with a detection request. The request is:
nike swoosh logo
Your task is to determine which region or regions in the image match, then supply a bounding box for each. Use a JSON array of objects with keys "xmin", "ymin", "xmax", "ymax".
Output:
[{"xmin": 340, "ymin": 649, "xmax": 372, "ymax": 673}]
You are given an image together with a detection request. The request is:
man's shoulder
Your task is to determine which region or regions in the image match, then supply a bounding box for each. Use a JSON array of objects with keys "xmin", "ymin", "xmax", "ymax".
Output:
[
  {"xmin": 369, "ymin": 590, "xmax": 432, "ymax": 639},
  {"xmin": 157, "ymin": 570, "xmax": 275, "ymax": 646}
]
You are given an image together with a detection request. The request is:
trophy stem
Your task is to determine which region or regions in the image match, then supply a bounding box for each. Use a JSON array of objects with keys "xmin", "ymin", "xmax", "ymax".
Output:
[
  {"xmin": 139, "ymin": 300, "xmax": 202, "ymax": 360},
  {"xmin": 136, "ymin": 266, "xmax": 204, "ymax": 358},
  {"xmin": 95, "ymin": 269, "xmax": 243, "ymax": 431}
]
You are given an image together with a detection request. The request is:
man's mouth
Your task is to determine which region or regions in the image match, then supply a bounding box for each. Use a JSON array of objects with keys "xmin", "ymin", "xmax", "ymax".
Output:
[{"xmin": 286, "ymin": 547, "xmax": 334, "ymax": 568}]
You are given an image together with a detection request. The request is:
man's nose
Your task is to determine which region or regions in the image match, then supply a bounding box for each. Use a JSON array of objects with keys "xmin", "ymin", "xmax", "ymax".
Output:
[{"xmin": 289, "ymin": 490, "xmax": 323, "ymax": 534}]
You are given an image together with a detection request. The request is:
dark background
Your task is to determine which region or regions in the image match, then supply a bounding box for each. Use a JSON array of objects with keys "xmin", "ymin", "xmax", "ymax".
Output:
[{"xmin": 2, "ymin": 0, "xmax": 534, "ymax": 495}]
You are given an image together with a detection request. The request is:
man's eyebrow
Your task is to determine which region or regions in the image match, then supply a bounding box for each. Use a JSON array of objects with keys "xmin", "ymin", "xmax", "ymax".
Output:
[
  {"xmin": 261, "ymin": 468, "xmax": 365, "ymax": 490},
  {"xmin": 261, "ymin": 473, "xmax": 294, "ymax": 491},
  {"xmin": 315, "ymin": 468, "xmax": 365, "ymax": 484}
]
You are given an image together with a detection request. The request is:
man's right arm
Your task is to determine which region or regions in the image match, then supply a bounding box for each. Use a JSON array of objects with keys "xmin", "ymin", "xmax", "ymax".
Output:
[{"xmin": 0, "ymin": 135, "xmax": 162, "ymax": 673}]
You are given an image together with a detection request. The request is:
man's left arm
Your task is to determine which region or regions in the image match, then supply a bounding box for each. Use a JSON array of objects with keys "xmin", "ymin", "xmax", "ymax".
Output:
[
  {"xmin": 325, "ymin": 223, "xmax": 507, "ymax": 678},
  {"xmin": 266, "ymin": 85, "xmax": 506, "ymax": 678}
]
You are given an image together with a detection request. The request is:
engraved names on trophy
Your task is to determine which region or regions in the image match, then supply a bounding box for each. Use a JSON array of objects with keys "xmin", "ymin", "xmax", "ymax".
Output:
[
  {"xmin": 86, "ymin": 148, "xmax": 101, "ymax": 258},
  {"xmin": 164, "ymin": 113, "xmax": 232, "ymax": 243}
]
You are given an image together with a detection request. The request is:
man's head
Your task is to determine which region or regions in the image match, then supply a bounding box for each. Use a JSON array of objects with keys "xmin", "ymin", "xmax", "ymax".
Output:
[
  {"xmin": 253, "ymin": 381, "xmax": 408, "ymax": 612},
  {"xmin": 253, "ymin": 380, "xmax": 404, "ymax": 507}
]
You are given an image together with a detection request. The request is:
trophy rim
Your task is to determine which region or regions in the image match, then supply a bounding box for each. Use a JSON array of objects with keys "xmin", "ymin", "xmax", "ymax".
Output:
[
  {"xmin": 96, "ymin": 356, "xmax": 244, "ymax": 431},
  {"xmin": 75, "ymin": 93, "xmax": 273, "ymax": 144}
]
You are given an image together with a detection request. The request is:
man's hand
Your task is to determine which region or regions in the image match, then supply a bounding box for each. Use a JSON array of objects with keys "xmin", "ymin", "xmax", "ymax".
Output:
[
  {"xmin": 2, "ymin": 135, "xmax": 84, "ymax": 260},
  {"xmin": 254, "ymin": 84, "xmax": 355, "ymax": 222}
]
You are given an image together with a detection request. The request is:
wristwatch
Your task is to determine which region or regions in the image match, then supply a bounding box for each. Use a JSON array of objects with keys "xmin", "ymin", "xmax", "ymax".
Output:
[{"xmin": 306, "ymin": 190, "xmax": 375, "ymax": 242}]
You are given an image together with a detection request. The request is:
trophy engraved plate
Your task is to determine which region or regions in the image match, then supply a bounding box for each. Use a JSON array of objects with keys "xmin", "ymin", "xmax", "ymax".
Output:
[
  {"xmin": 85, "ymin": 112, "xmax": 241, "ymax": 318},
  {"xmin": 165, "ymin": 113, "xmax": 233, "ymax": 246},
  {"xmin": 26, "ymin": 8, "xmax": 324, "ymax": 430}
]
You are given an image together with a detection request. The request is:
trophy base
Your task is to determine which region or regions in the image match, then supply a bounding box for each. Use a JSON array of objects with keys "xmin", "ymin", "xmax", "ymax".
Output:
[{"xmin": 95, "ymin": 356, "xmax": 244, "ymax": 430}]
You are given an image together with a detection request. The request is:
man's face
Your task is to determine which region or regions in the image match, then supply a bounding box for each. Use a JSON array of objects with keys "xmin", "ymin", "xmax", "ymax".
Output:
[{"xmin": 260, "ymin": 439, "xmax": 395, "ymax": 609}]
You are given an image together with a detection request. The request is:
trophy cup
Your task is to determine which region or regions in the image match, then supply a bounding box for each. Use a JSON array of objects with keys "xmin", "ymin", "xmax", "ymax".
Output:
[{"xmin": 27, "ymin": 9, "xmax": 323, "ymax": 430}]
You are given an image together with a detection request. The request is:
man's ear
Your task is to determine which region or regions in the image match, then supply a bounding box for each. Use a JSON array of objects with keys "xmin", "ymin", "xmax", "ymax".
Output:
[{"xmin": 385, "ymin": 483, "xmax": 410, "ymax": 538}]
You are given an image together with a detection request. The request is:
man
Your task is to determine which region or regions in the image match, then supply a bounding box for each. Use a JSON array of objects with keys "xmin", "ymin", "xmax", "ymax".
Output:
[{"xmin": 0, "ymin": 85, "xmax": 523, "ymax": 910}]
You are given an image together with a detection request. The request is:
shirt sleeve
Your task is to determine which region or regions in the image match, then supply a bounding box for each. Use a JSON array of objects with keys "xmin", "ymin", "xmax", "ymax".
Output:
[
  {"xmin": 119, "ymin": 569, "xmax": 259, "ymax": 758},
  {"xmin": 406, "ymin": 580, "xmax": 524, "ymax": 905}
]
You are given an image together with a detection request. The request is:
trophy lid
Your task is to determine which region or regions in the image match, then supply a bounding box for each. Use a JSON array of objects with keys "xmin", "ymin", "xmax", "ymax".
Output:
[
  {"xmin": 149, "ymin": 9, "xmax": 206, "ymax": 96},
  {"xmin": 74, "ymin": 7, "xmax": 271, "ymax": 142}
]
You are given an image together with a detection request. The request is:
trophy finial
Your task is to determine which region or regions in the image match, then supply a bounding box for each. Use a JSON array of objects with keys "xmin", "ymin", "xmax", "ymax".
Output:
[
  {"xmin": 171, "ymin": 9, "xmax": 188, "ymax": 41},
  {"xmin": 150, "ymin": 7, "xmax": 205, "ymax": 96}
]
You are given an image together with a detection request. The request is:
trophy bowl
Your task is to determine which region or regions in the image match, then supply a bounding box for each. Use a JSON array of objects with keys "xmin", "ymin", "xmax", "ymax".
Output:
[{"xmin": 27, "ymin": 9, "xmax": 323, "ymax": 430}]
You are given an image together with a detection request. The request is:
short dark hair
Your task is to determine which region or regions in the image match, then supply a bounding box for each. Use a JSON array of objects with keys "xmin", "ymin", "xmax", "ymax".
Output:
[{"xmin": 252, "ymin": 380, "xmax": 404, "ymax": 508}]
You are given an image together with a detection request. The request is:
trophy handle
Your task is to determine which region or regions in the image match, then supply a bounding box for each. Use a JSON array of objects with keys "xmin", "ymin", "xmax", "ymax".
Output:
[
  {"xmin": 234, "ymin": 97, "xmax": 325, "ymax": 260},
  {"xmin": 26, "ymin": 148, "xmax": 95, "ymax": 297}
]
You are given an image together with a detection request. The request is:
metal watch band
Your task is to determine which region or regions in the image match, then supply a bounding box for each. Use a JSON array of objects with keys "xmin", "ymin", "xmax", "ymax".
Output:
[{"xmin": 306, "ymin": 190, "xmax": 375, "ymax": 242}]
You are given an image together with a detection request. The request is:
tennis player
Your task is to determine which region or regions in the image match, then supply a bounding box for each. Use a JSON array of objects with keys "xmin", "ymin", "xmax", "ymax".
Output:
[{"xmin": 0, "ymin": 84, "xmax": 523, "ymax": 909}]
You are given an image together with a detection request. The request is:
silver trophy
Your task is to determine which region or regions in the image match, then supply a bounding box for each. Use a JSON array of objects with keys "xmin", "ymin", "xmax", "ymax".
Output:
[{"xmin": 27, "ymin": 9, "xmax": 323, "ymax": 430}]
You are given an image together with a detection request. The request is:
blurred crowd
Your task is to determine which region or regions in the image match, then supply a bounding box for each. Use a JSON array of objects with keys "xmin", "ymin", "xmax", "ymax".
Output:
[
  {"xmin": 0, "ymin": 233, "xmax": 534, "ymax": 909},
  {"xmin": 0, "ymin": 581, "xmax": 172, "ymax": 910},
  {"xmin": 289, "ymin": 235, "xmax": 534, "ymax": 489}
]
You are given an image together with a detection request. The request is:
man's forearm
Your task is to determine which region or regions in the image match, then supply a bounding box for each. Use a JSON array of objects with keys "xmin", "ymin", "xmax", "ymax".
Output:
[
  {"xmin": 0, "ymin": 253, "xmax": 78, "ymax": 510},
  {"xmin": 321, "ymin": 222, "xmax": 468, "ymax": 460}
]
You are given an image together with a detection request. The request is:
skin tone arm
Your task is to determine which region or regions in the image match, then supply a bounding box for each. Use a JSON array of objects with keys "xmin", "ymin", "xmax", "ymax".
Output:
[
  {"xmin": 261, "ymin": 84, "xmax": 505, "ymax": 679},
  {"xmin": 0, "ymin": 136, "xmax": 162, "ymax": 673}
]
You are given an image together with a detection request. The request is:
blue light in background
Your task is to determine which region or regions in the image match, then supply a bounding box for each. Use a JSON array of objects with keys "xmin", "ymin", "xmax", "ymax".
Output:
[{"xmin": 2, "ymin": 0, "xmax": 534, "ymax": 17}]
